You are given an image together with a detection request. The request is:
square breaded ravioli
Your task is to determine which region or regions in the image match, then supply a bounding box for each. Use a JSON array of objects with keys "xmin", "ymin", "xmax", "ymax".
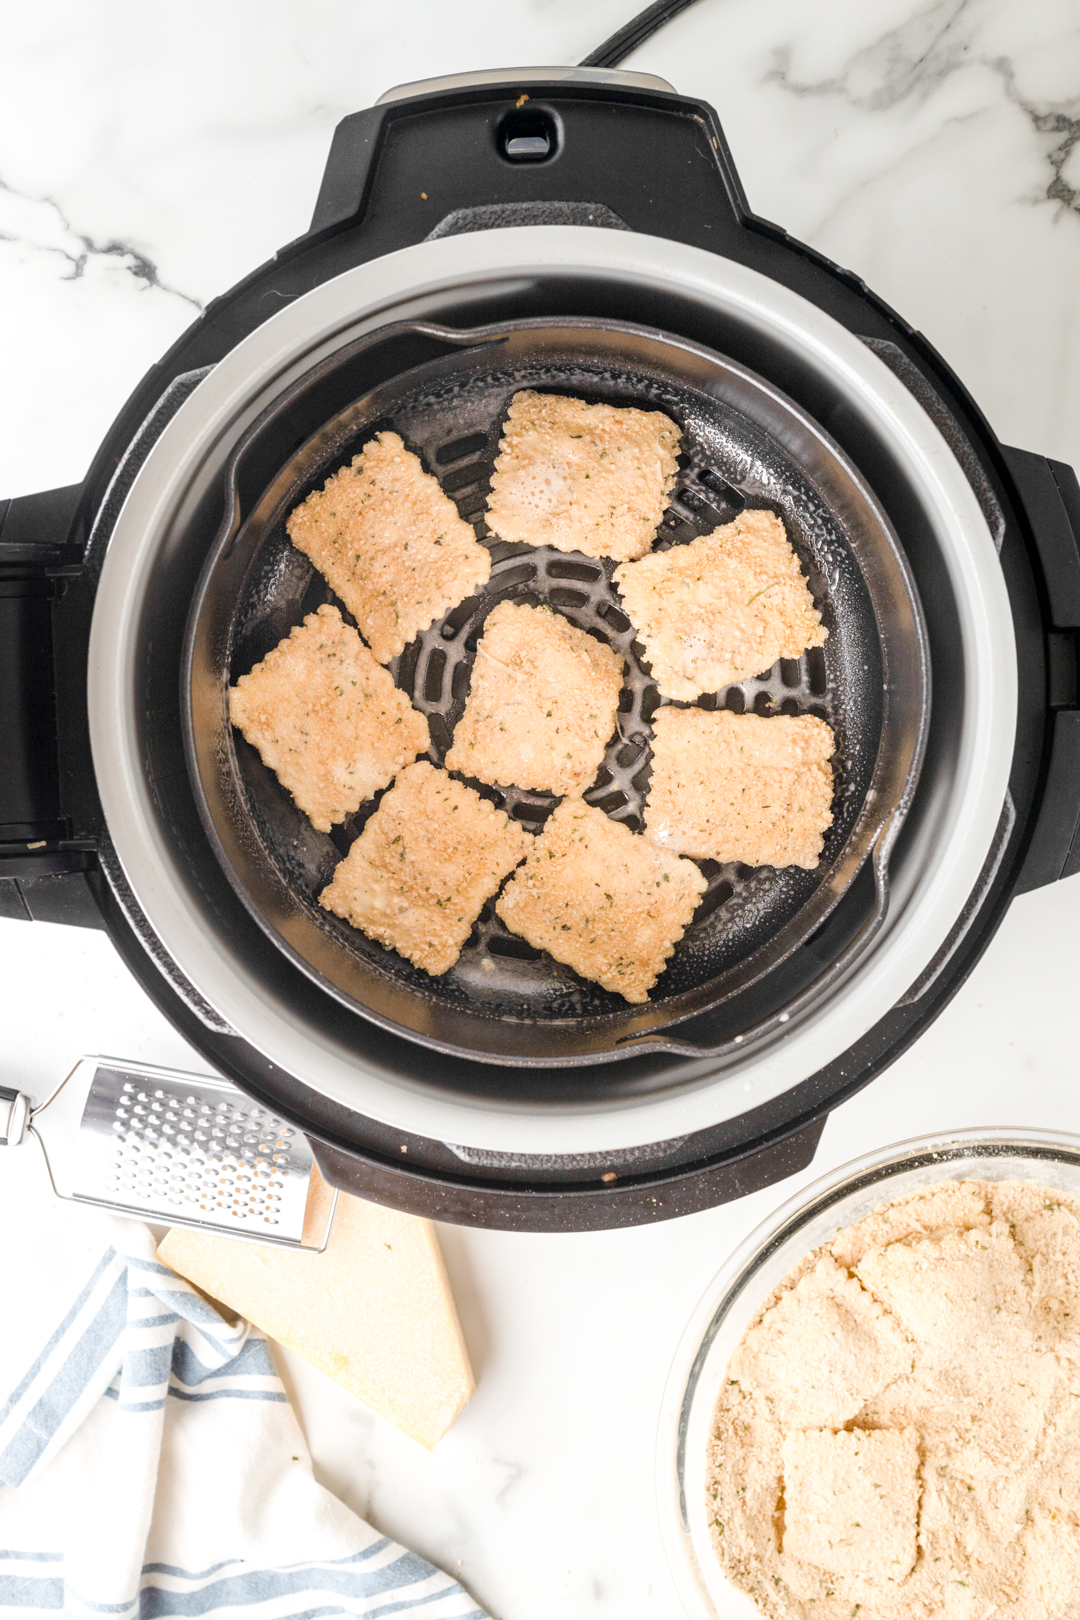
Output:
[
  {"xmin": 285, "ymin": 431, "xmax": 491, "ymax": 664},
  {"xmin": 318, "ymin": 761, "xmax": 531, "ymax": 976},
  {"xmin": 229, "ymin": 604, "xmax": 429, "ymax": 833},
  {"xmin": 445, "ymin": 601, "xmax": 623, "ymax": 796},
  {"xmin": 644, "ymin": 706, "xmax": 835, "ymax": 870},
  {"xmin": 613, "ymin": 508, "xmax": 826, "ymax": 699},
  {"xmin": 781, "ymin": 1427, "xmax": 920, "ymax": 1583},
  {"xmin": 485, "ymin": 390, "xmax": 681, "ymax": 562},
  {"xmin": 495, "ymin": 800, "xmax": 706, "ymax": 1003},
  {"xmin": 732, "ymin": 1254, "xmax": 913, "ymax": 1431}
]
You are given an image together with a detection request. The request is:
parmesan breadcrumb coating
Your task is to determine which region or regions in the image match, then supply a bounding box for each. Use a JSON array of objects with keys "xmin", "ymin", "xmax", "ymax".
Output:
[
  {"xmin": 445, "ymin": 600, "xmax": 624, "ymax": 796},
  {"xmin": 229, "ymin": 604, "xmax": 429, "ymax": 833},
  {"xmin": 614, "ymin": 508, "xmax": 826, "ymax": 699},
  {"xmin": 496, "ymin": 799, "xmax": 706, "ymax": 1003},
  {"xmin": 644, "ymin": 706, "xmax": 834, "ymax": 870},
  {"xmin": 286, "ymin": 431, "xmax": 491, "ymax": 664},
  {"xmin": 318, "ymin": 761, "xmax": 530, "ymax": 975},
  {"xmin": 709, "ymin": 1179, "xmax": 1080, "ymax": 1619},
  {"xmin": 485, "ymin": 390, "xmax": 680, "ymax": 561}
]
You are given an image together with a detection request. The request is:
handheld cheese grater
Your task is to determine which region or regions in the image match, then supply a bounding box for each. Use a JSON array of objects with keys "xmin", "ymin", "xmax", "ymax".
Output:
[{"xmin": 0, "ymin": 1056, "xmax": 336, "ymax": 1250}]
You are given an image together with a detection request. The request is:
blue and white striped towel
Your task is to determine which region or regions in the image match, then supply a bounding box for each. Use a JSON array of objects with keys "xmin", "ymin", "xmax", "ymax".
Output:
[{"xmin": 0, "ymin": 1191, "xmax": 489, "ymax": 1620}]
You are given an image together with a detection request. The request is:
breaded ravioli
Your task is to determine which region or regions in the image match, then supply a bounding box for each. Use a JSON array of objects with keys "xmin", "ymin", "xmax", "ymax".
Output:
[
  {"xmin": 780, "ymin": 1428, "xmax": 920, "ymax": 1585},
  {"xmin": 229, "ymin": 604, "xmax": 429, "ymax": 834},
  {"xmin": 285, "ymin": 431, "xmax": 491, "ymax": 664},
  {"xmin": 644, "ymin": 706, "xmax": 834, "ymax": 870},
  {"xmin": 708, "ymin": 1179, "xmax": 1080, "ymax": 1620},
  {"xmin": 318, "ymin": 761, "xmax": 530, "ymax": 976},
  {"xmin": 613, "ymin": 508, "xmax": 826, "ymax": 699},
  {"xmin": 445, "ymin": 600, "xmax": 623, "ymax": 796},
  {"xmin": 485, "ymin": 390, "xmax": 681, "ymax": 561},
  {"xmin": 496, "ymin": 800, "xmax": 706, "ymax": 1003}
]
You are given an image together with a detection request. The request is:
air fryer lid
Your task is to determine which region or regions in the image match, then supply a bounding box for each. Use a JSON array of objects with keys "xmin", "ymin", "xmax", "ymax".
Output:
[{"xmin": 185, "ymin": 317, "xmax": 927, "ymax": 1065}]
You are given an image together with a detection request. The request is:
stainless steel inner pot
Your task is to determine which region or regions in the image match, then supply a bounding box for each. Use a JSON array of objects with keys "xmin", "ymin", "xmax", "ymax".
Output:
[{"xmin": 87, "ymin": 230, "xmax": 1014, "ymax": 1156}]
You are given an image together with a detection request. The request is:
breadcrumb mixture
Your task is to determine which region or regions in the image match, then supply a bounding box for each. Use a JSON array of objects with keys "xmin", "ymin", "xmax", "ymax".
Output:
[
  {"xmin": 229, "ymin": 604, "xmax": 429, "ymax": 833},
  {"xmin": 614, "ymin": 508, "xmax": 826, "ymax": 699},
  {"xmin": 709, "ymin": 1178, "xmax": 1080, "ymax": 1620},
  {"xmin": 445, "ymin": 600, "xmax": 624, "ymax": 796},
  {"xmin": 318, "ymin": 761, "xmax": 530, "ymax": 976},
  {"xmin": 644, "ymin": 706, "xmax": 835, "ymax": 870},
  {"xmin": 285, "ymin": 431, "xmax": 491, "ymax": 664},
  {"xmin": 485, "ymin": 390, "xmax": 680, "ymax": 561},
  {"xmin": 496, "ymin": 799, "xmax": 706, "ymax": 1002}
]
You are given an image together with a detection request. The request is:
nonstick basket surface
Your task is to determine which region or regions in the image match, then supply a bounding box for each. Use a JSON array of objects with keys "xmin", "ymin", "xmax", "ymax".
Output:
[{"xmin": 185, "ymin": 319, "xmax": 927, "ymax": 1065}]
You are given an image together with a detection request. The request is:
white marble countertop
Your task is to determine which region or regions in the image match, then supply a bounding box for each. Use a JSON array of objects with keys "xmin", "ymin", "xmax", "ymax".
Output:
[{"xmin": 2, "ymin": 2, "xmax": 1080, "ymax": 1615}]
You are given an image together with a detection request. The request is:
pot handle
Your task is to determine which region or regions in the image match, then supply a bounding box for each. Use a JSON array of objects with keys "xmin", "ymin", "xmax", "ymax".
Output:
[
  {"xmin": 307, "ymin": 70, "xmax": 749, "ymax": 252},
  {"xmin": 0, "ymin": 483, "xmax": 104, "ymax": 928},
  {"xmin": 1003, "ymin": 447, "xmax": 1080, "ymax": 891}
]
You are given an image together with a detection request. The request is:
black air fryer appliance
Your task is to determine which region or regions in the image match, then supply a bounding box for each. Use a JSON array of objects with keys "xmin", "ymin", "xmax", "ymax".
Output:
[{"xmin": 2, "ymin": 62, "xmax": 1079, "ymax": 1230}]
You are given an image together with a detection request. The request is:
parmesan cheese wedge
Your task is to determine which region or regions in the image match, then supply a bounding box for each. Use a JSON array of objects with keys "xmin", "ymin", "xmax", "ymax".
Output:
[{"xmin": 158, "ymin": 1171, "xmax": 474, "ymax": 1449}]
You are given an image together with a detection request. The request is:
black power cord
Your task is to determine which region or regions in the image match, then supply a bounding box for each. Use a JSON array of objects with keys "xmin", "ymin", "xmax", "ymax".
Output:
[{"xmin": 580, "ymin": 0, "xmax": 705, "ymax": 70}]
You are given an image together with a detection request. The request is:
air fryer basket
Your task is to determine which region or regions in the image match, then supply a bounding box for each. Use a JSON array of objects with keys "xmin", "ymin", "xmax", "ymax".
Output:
[{"xmin": 184, "ymin": 318, "xmax": 928, "ymax": 1066}]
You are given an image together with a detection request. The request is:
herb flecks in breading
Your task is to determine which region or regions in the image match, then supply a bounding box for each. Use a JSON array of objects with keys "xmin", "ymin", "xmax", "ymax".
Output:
[
  {"xmin": 286, "ymin": 431, "xmax": 490, "ymax": 664},
  {"xmin": 446, "ymin": 600, "xmax": 623, "ymax": 797},
  {"xmin": 496, "ymin": 800, "xmax": 705, "ymax": 1003},
  {"xmin": 485, "ymin": 390, "xmax": 680, "ymax": 562},
  {"xmin": 229, "ymin": 604, "xmax": 428, "ymax": 833},
  {"xmin": 319, "ymin": 761, "xmax": 530, "ymax": 975},
  {"xmin": 614, "ymin": 508, "xmax": 826, "ymax": 699}
]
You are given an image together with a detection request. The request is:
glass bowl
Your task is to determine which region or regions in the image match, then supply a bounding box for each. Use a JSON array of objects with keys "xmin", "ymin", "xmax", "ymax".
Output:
[{"xmin": 656, "ymin": 1127, "xmax": 1080, "ymax": 1620}]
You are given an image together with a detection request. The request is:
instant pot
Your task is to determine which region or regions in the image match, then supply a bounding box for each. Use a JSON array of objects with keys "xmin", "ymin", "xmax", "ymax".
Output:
[{"xmin": 3, "ymin": 62, "xmax": 1079, "ymax": 1230}]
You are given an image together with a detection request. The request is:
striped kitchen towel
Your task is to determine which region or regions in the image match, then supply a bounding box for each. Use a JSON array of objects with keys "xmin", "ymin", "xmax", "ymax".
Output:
[{"xmin": 0, "ymin": 1192, "xmax": 489, "ymax": 1620}]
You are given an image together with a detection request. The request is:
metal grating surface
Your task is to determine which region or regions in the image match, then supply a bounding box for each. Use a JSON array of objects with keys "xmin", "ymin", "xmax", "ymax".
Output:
[{"xmin": 79, "ymin": 1065, "xmax": 312, "ymax": 1233}]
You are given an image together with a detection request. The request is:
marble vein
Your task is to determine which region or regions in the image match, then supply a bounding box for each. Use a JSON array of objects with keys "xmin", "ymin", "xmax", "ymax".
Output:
[
  {"xmin": 998, "ymin": 61, "xmax": 1080, "ymax": 219},
  {"xmin": 491, "ymin": 1458, "xmax": 523, "ymax": 1506},
  {"xmin": 0, "ymin": 174, "xmax": 202, "ymax": 308},
  {"xmin": 766, "ymin": 0, "xmax": 981, "ymax": 111},
  {"xmin": 765, "ymin": 0, "xmax": 1080, "ymax": 222}
]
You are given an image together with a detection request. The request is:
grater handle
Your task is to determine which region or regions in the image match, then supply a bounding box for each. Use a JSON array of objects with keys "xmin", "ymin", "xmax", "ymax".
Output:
[
  {"xmin": 1, "ymin": 1058, "xmax": 335, "ymax": 1251},
  {"xmin": 0, "ymin": 1086, "xmax": 31, "ymax": 1146}
]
